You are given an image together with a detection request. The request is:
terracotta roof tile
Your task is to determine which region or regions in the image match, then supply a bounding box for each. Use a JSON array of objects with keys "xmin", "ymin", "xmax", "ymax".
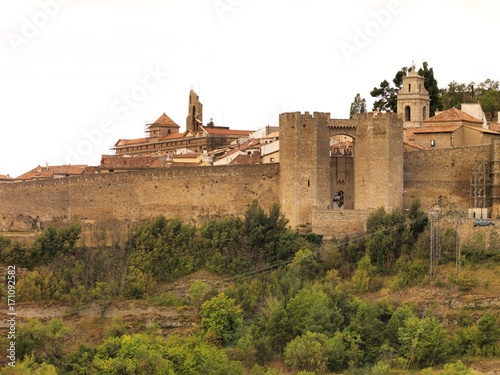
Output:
[
  {"xmin": 228, "ymin": 151, "xmax": 261, "ymax": 166},
  {"xmin": 16, "ymin": 164, "xmax": 88, "ymax": 180},
  {"xmin": 412, "ymin": 125, "xmax": 462, "ymax": 134},
  {"xmin": 159, "ymin": 131, "xmax": 193, "ymax": 141},
  {"xmin": 115, "ymin": 138, "xmax": 148, "ymax": 147},
  {"xmin": 463, "ymin": 125, "xmax": 500, "ymax": 135},
  {"xmin": 202, "ymin": 127, "xmax": 252, "ymax": 136},
  {"xmin": 82, "ymin": 166, "xmax": 101, "ymax": 174},
  {"xmin": 173, "ymin": 152, "xmax": 202, "ymax": 159},
  {"xmin": 148, "ymin": 113, "xmax": 179, "ymax": 128},
  {"xmin": 101, "ymin": 155, "xmax": 158, "ymax": 170},
  {"xmin": 425, "ymin": 107, "xmax": 482, "ymax": 124},
  {"xmin": 0, "ymin": 174, "xmax": 13, "ymax": 180}
]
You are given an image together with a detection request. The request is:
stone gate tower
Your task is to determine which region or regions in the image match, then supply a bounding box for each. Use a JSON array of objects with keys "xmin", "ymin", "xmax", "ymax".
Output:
[
  {"xmin": 279, "ymin": 112, "xmax": 331, "ymax": 228},
  {"xmin": 397, "ymin": 70, "xmax": 430, "ymax": 128},
  {"xmin": 279, "ymin": 111, "xmax": 404, "ymax": 229}
]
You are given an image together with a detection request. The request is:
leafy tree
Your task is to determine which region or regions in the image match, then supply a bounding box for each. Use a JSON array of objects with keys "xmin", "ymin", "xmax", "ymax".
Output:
[
  {"xmin": 189, "ymin": 280, "xmax": 209, "ymax": 317},
  {"xmin": 18, "ymin": 318, "xmax": 71, "ymax": 364},
  {"xmin": 284, "ymin": 331, "xmax": 329, "ymax": 373},
  {"xmin": 398, "ymin": 315, "xmax": 450, "ymax": 367},
  {"xmin": 385, "ymin": 304, "xmax": 417, "ymax": 349},
  {"xmin": 287, "ymin": 248, "xmax": 320, "ymax": 281},
  {"xmin": 408, "ymin": 199, "xmax": 428, "ymax": 241},
  {"xmin": 475, "ymin": 312, "xmax": 500, "ymax": 355},
  {"xmin": 324, "ymin": 331, "xmax": 347, "ymax": 372},
  {"xmin": 476, "ymin": 79, "xmax": 500, "ymax": 121},
  {"xmin": 0, "ymin": 355, "xmax": 58, "ymax": 374},
  {"xmin": 370, "ymin": 80, "xmax": 398, "ymax": 112},
  {"xmin": 31, "ymin": 223, "xmax": 81, "ymax": 264},
  {"xmin": 200, "ymin": 293, "xmax": 244, "ymax": 346},
  {"xmin": 287, "ymin": 283, "xmax": 343, "ymax": 337},
  {"xmin": 351, "ymin": 254, "xmax": 375, "ymax": 293},
  {"xmin": 243, "ymin": 201, "xmax": 299, "ymax": 264},
  {"xmin": 264, "ymin": 297, "xmax": 293, "ymax": 354},
  {"xmin": 201, "ymin": 216, "xmax": 246, "ymax": 274},
  {"xmin": 344, "ymin": 300, "xmax": 389, "ymax": 364},
  {"xmin": 439, "ymin": 81, "xmax": 475, "ymax": 109},
  {"xmin": 418, "ymin": 61, "xmax": 442, "ymax": 116},
  {"xmin": 349, "ymin": 93, "xmax": 367, "ymax": 119},
  {"xmin": 126, "ymin": 216, "xmax": 199, "ymax": 285}
]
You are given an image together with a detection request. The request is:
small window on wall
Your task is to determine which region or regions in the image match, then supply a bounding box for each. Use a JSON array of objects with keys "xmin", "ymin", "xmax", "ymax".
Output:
[
  {"xmin": 430, "ymin": 140, "xmax": 435, "ymax": 147},
  {"xmin": 408, "ymin": 84, "xmax": 412, "ymax": 92},
  {"xmin": 270, "ymin": 157, "xmax": 275, "ymax": 162},
  {"xmin": 307, "ymin": 180, "xmax": 310, "ymax": 187}
]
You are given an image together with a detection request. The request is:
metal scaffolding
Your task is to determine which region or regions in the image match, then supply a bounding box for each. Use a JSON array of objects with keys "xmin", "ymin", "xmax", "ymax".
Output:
[{"xmin": 470, "ymin": 161, "xmax": 489, "ymax": 209}]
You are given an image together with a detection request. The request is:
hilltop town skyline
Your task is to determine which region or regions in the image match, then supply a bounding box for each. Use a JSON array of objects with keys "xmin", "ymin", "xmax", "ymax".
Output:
[{"xmin": 1, "ymin": 0, "xmax": 499, "ymax": 177}]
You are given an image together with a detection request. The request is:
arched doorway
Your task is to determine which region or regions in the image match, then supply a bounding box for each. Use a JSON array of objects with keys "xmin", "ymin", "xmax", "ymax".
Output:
[{"xmin": 330, "ymin": 134, "xmax": 354, "ymax": 209}]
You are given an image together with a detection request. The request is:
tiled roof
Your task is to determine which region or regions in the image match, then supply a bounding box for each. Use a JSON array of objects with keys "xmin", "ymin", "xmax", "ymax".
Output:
[
  {"xmin": 403, "ymin": 129, "xmax": 431, "ymax": 150},
  {"xmin": 463, "ymin": 125, "xmax": 500, "ymax": 135},
  {"xmin": 425, "ymin": 107, "xmax": 482, "ymax": 124},
  {"xmin": 159, "ymin": 131, "xmax": 194, "ymax": 141},
  {"xmin": 412, "ymin": 125, "xmax": 462, "ymax": 134},
  {"xmin": 115, "ymin": 138, "xmax": 148, "ymax": 147},
  {"xmin": 16, "ymin": 164, "xmax": 88, "ymax": 180},
  {"xmin": 101, "ymin": 155, "xmax": 158, "ymax": 170},
  {"xmin": 228, "ymin": 152, "xmax": 261, "ymax": 166},
  {"xmin": 169, "ymin": 161, "xmax": 206, "ymax": 167},
  {"xmin": 262, "ymin": 131, "xmax": 280, "ymax": 139},
  {"xmin": 82, "ymin": 166, "xmax": 101, "ymax": 174},
  {"xmin": 148, "ymin": 113, "xmax": 179, "ymax": 128},
  {"xmin": 0, "ymin": 174, "xmax": 13, "ymax": 180},
  {"xmin": 173, "ymin": 152, "xmax": 202, "ymax": 159},
  {"xmin": 202, "ymin": 127, "xmax": 252, "ymax": 136}
]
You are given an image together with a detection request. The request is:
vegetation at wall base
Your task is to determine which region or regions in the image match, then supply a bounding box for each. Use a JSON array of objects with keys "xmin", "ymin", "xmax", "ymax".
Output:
[{"xmin": 1, "ymin": 199, "xmax": 499, "ymax": 374}]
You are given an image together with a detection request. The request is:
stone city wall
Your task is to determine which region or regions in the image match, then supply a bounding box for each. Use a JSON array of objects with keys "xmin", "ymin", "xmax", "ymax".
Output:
[{"xmin": 0, "ymin": 164, "xmax": 280, "ymax": 234}]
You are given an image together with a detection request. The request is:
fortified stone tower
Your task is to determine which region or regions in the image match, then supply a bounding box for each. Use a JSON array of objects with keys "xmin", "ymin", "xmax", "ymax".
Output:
[
  {"xmin": 279, "ymin": 111, "xmax": 404, "ymax": 229},
  {"xmin": 397, "ymin": 70, "xmax": 430, "ymax": 128},
  {"xmin": 279, "ymin": 112, "xmax": 330, "ymax": 228},
  {"xmin": 352, "ymin": 112, "xmax": 404, "ymax": 212},
  {"xmin": 186, "ymin": 90, "xmax": 203, "ymax": 132}
]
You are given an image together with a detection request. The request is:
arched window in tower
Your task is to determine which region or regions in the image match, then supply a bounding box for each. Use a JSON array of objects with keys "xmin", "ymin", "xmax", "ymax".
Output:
[
  {"xmin": 405, "ymin": 106, "xmax": 411, "ymax": 121},
  {"xmin": 422, "ymin": 106, "xmax": 427, "ymax": 120},
  {"xmin": 408, "ymin": 84, "xmax": 411, "ymax": 92}
]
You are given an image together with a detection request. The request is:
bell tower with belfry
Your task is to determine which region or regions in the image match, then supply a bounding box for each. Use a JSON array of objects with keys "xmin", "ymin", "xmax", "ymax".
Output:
[
  {"xmin": 186, "ymin": 89, "xmax": 203, "ymax": 132},
  {"xmin": 397, "ymin": 68, "xmax": 430, "ymax": 128}
]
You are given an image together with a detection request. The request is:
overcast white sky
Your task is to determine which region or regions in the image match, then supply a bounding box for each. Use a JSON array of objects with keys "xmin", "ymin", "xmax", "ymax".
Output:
[{"xmin": 1, "ymin": 0, "xmax": 499, "ymax": 177}]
